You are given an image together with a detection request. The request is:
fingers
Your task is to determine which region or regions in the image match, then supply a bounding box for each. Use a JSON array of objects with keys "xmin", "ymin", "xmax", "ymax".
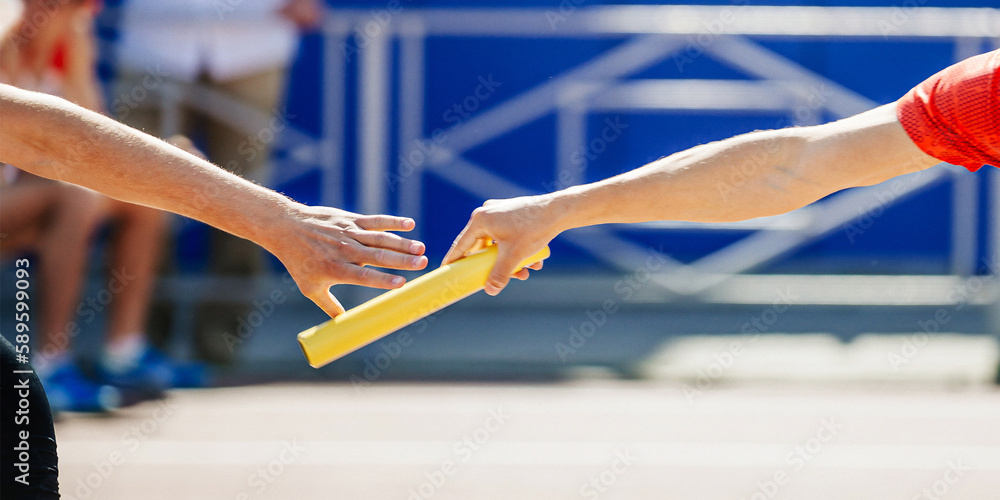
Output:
[
  {"xmin": 484, "ymin": 245, "xmax": 527, "ymax": 296},
  {"xmin": 355, "ymin": 214, "xmax": 416, "ymax": 233},
  {"xmin": 353, "ymin": 242, "xmax": 428, "ymax": 271},
  {"xmin": 443, "ymin": 222, "xmax": 485, "ymax": 265},
  {"xmin": 294, "ymin": 258, "xmax": 410, "ymax": 318},
  {"xmin": 513, "ymin": 260, "xmax": 544, "ymax": 280},
  {"xmin": 308, "ymin": 288, "xmax": 347, "ymax": 318},
  {"xmin": 469, "ymin": 237, "xmax": 491, "ymax": 255},
  {"xmin": 338, "ymin": 263, "xmax": 408, "ymax": 289},
  {"xmin": 353, "ymin": 216, "xmax": 425, "ymax": 256},
  {"xmin": 353, "ymin": 229, "xmax": 426, "ymax": 257}
]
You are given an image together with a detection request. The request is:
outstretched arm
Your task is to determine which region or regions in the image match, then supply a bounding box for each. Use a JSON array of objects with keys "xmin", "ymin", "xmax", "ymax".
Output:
[
  {"xmin": 0, "ymin": 84, "xmax": 428, "ymax": 317},
  {"xmin": 444, "ymin": 102, "xmax": 940, "ymax": 295}
]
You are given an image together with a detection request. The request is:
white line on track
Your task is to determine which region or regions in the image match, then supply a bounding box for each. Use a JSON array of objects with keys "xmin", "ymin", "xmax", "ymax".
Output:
[{"xmin": 57, "ymin": 441, "xmax": 1000, "ymax": 470}]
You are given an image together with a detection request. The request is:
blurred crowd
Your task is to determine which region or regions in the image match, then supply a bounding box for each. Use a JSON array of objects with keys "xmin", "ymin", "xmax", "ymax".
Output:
[{"xmin": 0, "ymin": 0, "xmax": 321, "ymax": 414}]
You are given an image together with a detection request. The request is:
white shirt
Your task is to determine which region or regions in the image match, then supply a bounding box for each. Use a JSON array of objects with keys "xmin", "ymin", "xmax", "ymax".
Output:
[
  {"xmin": 117, "ymin": 0, "xmax": 299, "ymax": 82},
  {"xmin": 0, "ymin": 0, "xmax": 23, "ymax": 40}
]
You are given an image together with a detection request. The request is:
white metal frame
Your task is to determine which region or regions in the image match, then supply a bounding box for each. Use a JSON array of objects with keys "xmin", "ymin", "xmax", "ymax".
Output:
[
  {"xmin": 119, "ymin": 6, "xmax": 998, "ymax": 306},
  {"xmin": 317, "ymin": 6, "xmax": 998, "ymax": 302}
]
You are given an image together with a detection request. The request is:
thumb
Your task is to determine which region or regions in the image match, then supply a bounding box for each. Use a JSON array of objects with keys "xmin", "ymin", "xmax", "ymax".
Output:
[
  {"xmin": 309, "ymin": 288, "xmax": 347, "ymax": 318},
  {"xmin": 484, "ymin": 245, "xmax": 524, "ymax": 296}
]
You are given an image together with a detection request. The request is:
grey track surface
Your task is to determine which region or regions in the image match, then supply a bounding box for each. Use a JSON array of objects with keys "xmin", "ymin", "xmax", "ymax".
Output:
[{"xmin": 56, "ymin": 381, "xmax": 1000, "ymax": 500}]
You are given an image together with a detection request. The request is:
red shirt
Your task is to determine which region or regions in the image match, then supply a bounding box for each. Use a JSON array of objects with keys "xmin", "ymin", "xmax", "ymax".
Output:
[{"xmin": 896, "ymin": 49, "xmax": 1000, "ymax": 172}]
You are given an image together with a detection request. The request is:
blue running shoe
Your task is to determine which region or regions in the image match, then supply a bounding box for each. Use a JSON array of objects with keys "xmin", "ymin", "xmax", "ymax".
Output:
[
  {"xmin": 42, "ymin": 363, "xmax": 120, "ymax": 414},
  {"xmin": 99, "ymin": 346, "xmax": 210, "ymax": 392},
  {"xmin": 168, "ymin": 360, "xmax": 210, "ymax": 389}
]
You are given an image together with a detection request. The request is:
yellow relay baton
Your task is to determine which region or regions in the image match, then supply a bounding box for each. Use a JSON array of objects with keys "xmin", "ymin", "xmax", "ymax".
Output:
[{"xmin": 297, "ymin": 245, "xmax": 551, "ymax": 368}]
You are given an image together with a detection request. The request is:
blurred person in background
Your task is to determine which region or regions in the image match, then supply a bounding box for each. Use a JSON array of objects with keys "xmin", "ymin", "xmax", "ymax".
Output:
[
  {"xmin": 112, "ymin": 0, "xmax": 322, "ymax": 362},
  {"xmin": 1, "ymin": 0, "xmax": 203, "ymax": 415},
  {"xmin": 1, "ymin": 78, "xmax": 428, "ymax": 499}
]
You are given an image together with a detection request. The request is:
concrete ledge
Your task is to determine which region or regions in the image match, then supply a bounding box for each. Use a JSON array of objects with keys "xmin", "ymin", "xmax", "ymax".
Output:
[{"xmin": 637, "ymin": 334, "xmax": 1000, "ymax": 385}]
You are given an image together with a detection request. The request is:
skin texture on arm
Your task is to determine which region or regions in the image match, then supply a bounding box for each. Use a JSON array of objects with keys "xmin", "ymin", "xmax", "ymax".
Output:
[
  {"xmin": 444, "ymin": 102, "xmax": 941, "ymax": 295},
  {"xmin": 0, "ymin": 84, "xmax": 428, "ymax": 316}
]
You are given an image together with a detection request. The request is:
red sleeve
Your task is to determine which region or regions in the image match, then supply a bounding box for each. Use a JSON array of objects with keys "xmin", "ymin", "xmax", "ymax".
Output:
[{"xmin": 896, "ymin": 49, "xmax": 1000, "ymax": 172}]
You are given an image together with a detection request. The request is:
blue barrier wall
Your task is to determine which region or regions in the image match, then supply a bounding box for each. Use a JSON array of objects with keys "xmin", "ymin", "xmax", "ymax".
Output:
[
  {"xmin": 103, "ymin": 1, "xmax": 995, "ymax": 275},
  {"xmin": 271, "ymin": 2, "xmax": 997, "ymax": 275}
]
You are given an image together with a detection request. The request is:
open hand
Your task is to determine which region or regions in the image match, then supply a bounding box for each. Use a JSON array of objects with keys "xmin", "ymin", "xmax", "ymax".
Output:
[{"xmin": 270, "ymin": 205, "xmax": 428, "ymax": 317}]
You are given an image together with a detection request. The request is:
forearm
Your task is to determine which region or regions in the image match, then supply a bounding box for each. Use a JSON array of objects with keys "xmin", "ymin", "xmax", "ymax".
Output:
[
  {"xmin": 0, "ymin": 85, "xmax": 291, "ymax": 249},
  {"xmin": 2, "ymin": 85, "xmax": 430, "ymax": 316},
  {"xmin": 547, "ymin": 104, "xmax": 939, "ymax": 233},
  {"xmin": 445, "ymin": 103, "xmax": 941, "ymax": 294},
  {"xmin": 551, "ymin": 129, "xmax": 810, "ymax": 230}
]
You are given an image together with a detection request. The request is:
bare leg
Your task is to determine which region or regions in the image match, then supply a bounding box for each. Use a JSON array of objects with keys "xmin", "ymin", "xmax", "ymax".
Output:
[
  {"xmin": 0, "ymin": 178, "xmax": 59, "ymax": 252},
  {"xmin": 3, "ymin": 179, "xmax": 122, "ymax": 411},
  {"xmin": 104, "ymin": 200, "xmax": 166, "ymax": 344},
  {"xmin": 99, "ymin": 200, "xmax": 207, "ymax": 391},
  {"xmin": 35, "ymin": 184, "xmax": 108, "ymax": 363},
  {"xmin": 195, "ymin": 68, "xmax": 285, "ymax": 362}
]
